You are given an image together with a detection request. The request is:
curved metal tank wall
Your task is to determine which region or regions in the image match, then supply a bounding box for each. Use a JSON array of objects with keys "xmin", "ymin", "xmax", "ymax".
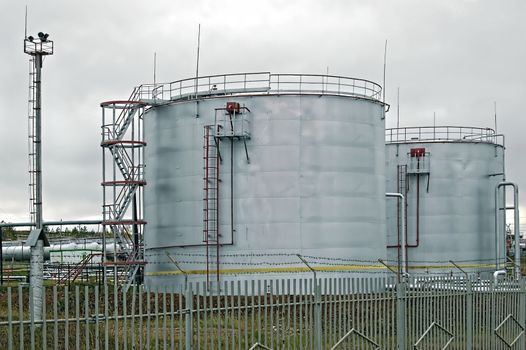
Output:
[
  {"xmin": 142, "ymin": 74, "xmax": 387, "ymax": 289},
  {"xmin": 385, "ymin": 127, "xmax": 505, "ymax": 276}
]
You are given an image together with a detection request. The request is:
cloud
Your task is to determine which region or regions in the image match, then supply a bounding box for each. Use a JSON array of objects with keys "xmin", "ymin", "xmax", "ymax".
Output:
[{"xmin": 0, "ymin": 0, "xmax": 525, "ymax": 234}]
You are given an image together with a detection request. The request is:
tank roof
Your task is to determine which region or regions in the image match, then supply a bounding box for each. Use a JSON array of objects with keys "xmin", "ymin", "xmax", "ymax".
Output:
[
  {"xmin": 133, "ymin": 72, "xmax": 383, "ymax": 103},
  {"xmin": 386, "ymin": 126, "xmax": 503, "ymax": 146}
]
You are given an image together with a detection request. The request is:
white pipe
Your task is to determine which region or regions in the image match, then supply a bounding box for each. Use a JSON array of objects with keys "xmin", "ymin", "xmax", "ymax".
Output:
[
  {"xmin": 0, "ymin": 219, "xmax": 103, "ymax": 228},
  {"xmin": 2, "ymin": 242, "xmax": 119, "ymax": 261},
  {"xmin": 386, "ymin": 192, "xmax": 406, "ymax": 277},
  {"xmin": 493, "ymin": 269, "xmax": 506, "ymax": 288},
  {"xmin": 495, "ymin": 182, "xmax": 520, "ymax": 279}
]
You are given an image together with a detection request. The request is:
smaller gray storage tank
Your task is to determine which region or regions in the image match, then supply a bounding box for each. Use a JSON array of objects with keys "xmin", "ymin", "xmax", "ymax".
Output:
[{"xmin": 385, "ymin": 126, "xmax": 505, "ymax": 276}]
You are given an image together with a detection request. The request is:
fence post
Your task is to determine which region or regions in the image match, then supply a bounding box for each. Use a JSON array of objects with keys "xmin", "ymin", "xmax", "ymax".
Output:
[
  {"xmin": 314, "ymin": 281, "xmax": 322, "ymax": 350},
  {"xmin": 521, "ymin": 278, "xmax": 526, "ymax": 344},
  {"xmin": 466, "ymin": 277, "xmax": 473, "ymax": 350},
  {"xmin": 185, "ymin": 283, "xmax": 193, "ymax": 350},
  {"xmin": 296, "ymin": 255, "xmax": 321, "ymax": 350},
  {"xmin": 396, "ymin": 278, "xmax": 407, "ymax": 350}
]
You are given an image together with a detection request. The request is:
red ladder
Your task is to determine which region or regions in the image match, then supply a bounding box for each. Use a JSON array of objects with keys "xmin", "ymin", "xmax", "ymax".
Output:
[{"xmin": 203, "ymin": 125, "xmax": 220, "ymax": 287}]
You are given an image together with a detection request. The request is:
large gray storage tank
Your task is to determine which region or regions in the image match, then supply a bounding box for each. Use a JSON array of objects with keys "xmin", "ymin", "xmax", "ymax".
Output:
[
  {"xmin": 141, "ymin": 73, "xmax": 387, "ymax": 289},
  {"xmin": 385, "ymin": 126, "xmax": 505, "ymax": 276}
]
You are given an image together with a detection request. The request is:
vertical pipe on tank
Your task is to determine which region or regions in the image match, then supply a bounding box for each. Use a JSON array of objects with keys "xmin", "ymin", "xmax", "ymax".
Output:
[
  {"xmin": 403, "ymin": 173, "xmax": 421, "ymax": 272},
  {"xmin": 387, "ymin": 166, "xmax": 414, "ymax": 273},
  {"xmin": 204, "ymin": 127, "xmax": 210, "ymax": 287},
  {"xmin": 513, "ymin": 187, "xmax": 520, "ymax": 279},
  {"xmin": 495, "ymin": 182, "xmax": 502, "ymax": 270},
  {"xmin": 215, "ymin": 125, "xmax": 220, "ymax": 284},
  {"xmin": 396, "ymin": 167, "xmax": 401, "ymax": 272},
  {"xmin": 387, "ymin": 193, "xmax": 406, "ymax": 276},
  {"xmin": 415, "ymin": 173, "xmax": 420, "ymax": 245},
  {"xmin": 230, "ymin": 138, "xmax": 234, "ymax": 244},
  {"xmin": 495, "ymin": 182, "xmax": 520, "ymax": 277}
]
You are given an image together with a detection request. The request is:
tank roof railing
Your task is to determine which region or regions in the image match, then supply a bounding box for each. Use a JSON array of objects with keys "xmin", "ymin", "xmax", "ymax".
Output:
[
  {"xmin": 134, "ymin": 72, "xmax": 383, "ymax": 103},
  {"xmin": 386, "ymin": 126, "xmax": 503, "ymax": 146}
]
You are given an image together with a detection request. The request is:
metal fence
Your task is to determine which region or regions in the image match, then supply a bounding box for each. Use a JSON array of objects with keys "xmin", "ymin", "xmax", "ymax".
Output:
[{"xmin": 0, "ymin": 275, "xmax": 525, "ymax": 349}]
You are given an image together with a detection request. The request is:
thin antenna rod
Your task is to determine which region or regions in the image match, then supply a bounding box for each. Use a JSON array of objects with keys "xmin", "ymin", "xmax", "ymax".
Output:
[
  {"xmin": 397, "ymin": 87, "xmax": 400, "ymax": 129},
  {"xmin": 433, "ymin": 112, "xmax": 437, "ymax": 140},
  {"xmin": 196, "ymin": 24, "xmax": 201, "ymax": 80},
  {"xmin": 383, "ymin": 39, "xmax": 387, "ymax": 105},
  {"xmin": 494, "ymin": 101, "xmax": 497, "ymax": 133},
  {"xmin": 153, "ymin": 52, "xmax": 157, "ymax": 86},
  {"xmin": 195, "ymin": 24, "xmax": 201, "ymax": 97},
  {"xmin": 24, "ymin": 6, "xmax": 28, "ymax": 39},
  {"xmin": 324, "ymin": 66, "xmax": 329, "ymax": 92}
]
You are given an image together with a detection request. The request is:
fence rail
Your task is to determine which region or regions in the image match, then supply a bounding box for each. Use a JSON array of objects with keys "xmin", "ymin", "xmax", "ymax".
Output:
[
  {"xmin": 0, "ymin": 275, "xmax": 525, "ymax": 349},
  {"xmin": 134, "ymin": 72, "xmax": 383, "ymax": 103},
  {"xmin": 385, "ymin": 126, "xmax": 503, "ymax": 146}
]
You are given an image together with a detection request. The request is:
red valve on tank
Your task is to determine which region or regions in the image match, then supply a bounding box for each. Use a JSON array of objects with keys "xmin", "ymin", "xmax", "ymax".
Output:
[
  {"xmin": 410, "ymin": 148, "xmax": 426, "ymax": 157},
  {"xmin": 226, "ymin": 102, "xmax": 240, "ymax": 114}
]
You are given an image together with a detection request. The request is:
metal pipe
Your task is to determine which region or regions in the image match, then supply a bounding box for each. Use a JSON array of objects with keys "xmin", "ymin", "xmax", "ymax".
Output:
[
  {"xmin": 493, "ymin": 269, "xmax": 506, "ymax": 288},
  {"xmin": 230, "ymin": 138, "xmax": 234, "ymax": 245},
  {"xmin": 449, "ymin": 260, "xmax": 468, "ymax": 278},
  {"xmin": 399, "ymin": 172, "xmax": 423, "ymax": 273},
  {"xmin": 378, "ymin": 258, "xmax": 399, "ymax": 277},
  {"xmin": 165, "ymin": 252, "xmax": 188, "ymax": 288},
  {"xmin": 495, "ymin": 183, "xmax": 506, "ymax": 270},
  {"xmin": 296, "ymin": 254, "xmax": 316, "ymax": 282},
  {"xmin": 386, "ymin": 166, "xmax": 403, "ymax": 269},
  {"xmin": 388, "ymin": 167, "xmax": 421, "ymax": 261},
  {"xmin": 495, "ymin": 182, "xmax": 520, "ymax": 278},
  {"xmin": 2, "ymin": 242, "xmax": 118, "ymax": 261},
  {"xmin": 513, "ymin": 186, "xmax": 520, "ymax": 279},
  {"xmin": 216, "ymin": 131, "xmax": 220, "ymax": 284},
  {"xmin": 0, "ymin": 220, "xmax": 102, "ymax": 228},
  {"xmin": 415, "ymin": 173, "xmax": 420, "ymax": 247},
  {"xmin": 386, "ymin": 193, "xmax": 406, "ymax": 276}
]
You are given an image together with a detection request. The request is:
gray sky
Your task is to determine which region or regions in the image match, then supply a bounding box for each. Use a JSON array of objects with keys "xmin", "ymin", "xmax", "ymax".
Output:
[{"xmin": 1, "ymin": 0, "xmax": 525, "ymax": 231}]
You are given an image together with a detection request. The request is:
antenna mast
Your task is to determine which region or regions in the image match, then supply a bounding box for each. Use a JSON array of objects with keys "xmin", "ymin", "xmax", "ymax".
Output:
[
  {"xmin": 397, "ymin": 87, "xmax": 400, "ymax": 129},
  {"xmin": 383, "ymin": 40, "xmax": 387, "ymax": 105},
  {"xmin": 196, "ymin": 24, "xmax": 201, "ymax": 78},
  {"xmin": 195, "ymin": 23, "xmax": 201, "ymax": 97},
  {"xmin": 24, "ymin": 30, "xmax": 54, "ymax": 324},
  {"xmin": 24, "ymin": 6, "xmax": 28, "ymax": 39},
  {"xmin": 494, "ymin": 101, "xmax": 497, "ymax": 133},
  {"xmin": 153, "ymin": 51, "xmax": 157, "ymax": 90}
]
